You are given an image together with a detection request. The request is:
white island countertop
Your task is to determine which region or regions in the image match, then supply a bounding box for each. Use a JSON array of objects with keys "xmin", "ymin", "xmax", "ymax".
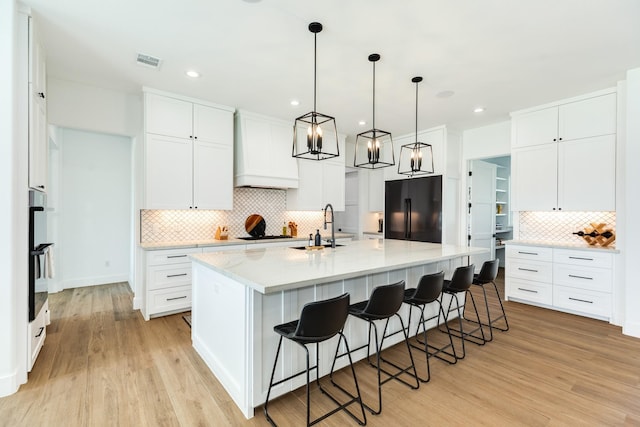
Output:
[{"xmin": 190, "ymin": 239, "xmax": 487, "ymax": 294}]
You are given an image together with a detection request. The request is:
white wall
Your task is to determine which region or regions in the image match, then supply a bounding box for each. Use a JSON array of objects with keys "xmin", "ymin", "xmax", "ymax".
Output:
[
  {"xmin": 462, "ymin": 121, "xmax": 511, "ymax": 161},
  {"xmin": 55, "ymin": 128, "xmax": 132, "ymax": 290},
  {"xmin": 623, "ymin": 68, "xmax": 640, "ymax": 337}
]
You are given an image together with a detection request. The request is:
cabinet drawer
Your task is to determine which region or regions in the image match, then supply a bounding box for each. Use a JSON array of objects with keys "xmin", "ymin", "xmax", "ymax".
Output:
[
  {"xmin": 506, "ymin": 245, "xmax": 553, "ymax": 262},
  {"xmin": 506, "ymin": 259, "xmax": 552, "ymax": 282},
  {"xmin": 148, "ymin": 285, "xmax": 192, "ymax": 316},
  {"xmin": 553, "ymin": 249, "xmax": 613, "ymax": 269},
  {"xmin": 553, "ymin": 286, "xmax": 611, "ymax": 318},
  {"xmin": 146, "ymin": 247, "xmax": 200, "ymax": 266},
  {"xmin": 506, "ymin": 277, "xmax": 552, "ymax": 305},
  {"xmin": 553, "ymin": 264, "xmax": 612, "ymax": 292},
  {"xmin": 28, "ymin": 301, "xmax": 47, "ymax": 371},
  {"xmin": 147, "ymin": 264, "xmax": 192, "ymax": 290}
]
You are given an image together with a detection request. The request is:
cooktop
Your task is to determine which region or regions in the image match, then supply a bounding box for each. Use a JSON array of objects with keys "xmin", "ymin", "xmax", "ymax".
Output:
[{"xmin": 237, "ymin": 235, "xmax": 293, "ymax": 241}]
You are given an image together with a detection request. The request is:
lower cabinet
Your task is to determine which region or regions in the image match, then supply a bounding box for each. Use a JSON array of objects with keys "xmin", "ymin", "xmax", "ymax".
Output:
[
  {"xmin": 505, "ymin": 244, "xmax": 614, "ymax": 320},
  {"xmin": 28, "ymin": 299, "xmax": 49, "ymax": 372}
]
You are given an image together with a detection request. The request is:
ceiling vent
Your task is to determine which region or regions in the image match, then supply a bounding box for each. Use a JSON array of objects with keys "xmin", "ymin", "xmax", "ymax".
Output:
[{"xmin": 136, "ymin": 53, "xmax": 162, "ymax": 69}]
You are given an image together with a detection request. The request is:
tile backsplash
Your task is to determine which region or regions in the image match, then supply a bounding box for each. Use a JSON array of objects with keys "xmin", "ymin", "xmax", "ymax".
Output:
[
  {"xmin": 140, "ymin": 187, "xmax": 325, "ymax": 243},
  {"xmin": 518, "ymin": 211, "xmax": 616, "ymax": 244}
]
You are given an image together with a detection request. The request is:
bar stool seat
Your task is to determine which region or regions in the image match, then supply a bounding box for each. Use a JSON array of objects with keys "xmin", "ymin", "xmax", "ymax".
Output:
[
  {"xmin": 404, "ymin": 271, "xmax": 458, "ymax": 382},
  {"xmin": 264, "ymin": 293, "xmax": 366, "ymax": 427},
  {"xmin": 332, "ymin": 280, "xmax": 419, "ymax": 415},
  {"xmin": 439, "ymin": 264, "xmax": 486, "ymax": 360},
  {"xmin": 464, "ymin": 259, "xmax": 509, "ymax": 342}
]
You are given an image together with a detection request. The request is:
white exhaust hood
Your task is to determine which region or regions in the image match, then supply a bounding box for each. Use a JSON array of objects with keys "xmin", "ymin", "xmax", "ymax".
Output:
[{"xmin": 234, "ymin": 110, "xmax": 299, "ymax": 189}]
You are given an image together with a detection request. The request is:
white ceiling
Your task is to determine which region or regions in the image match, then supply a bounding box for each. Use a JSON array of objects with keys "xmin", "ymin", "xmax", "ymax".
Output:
[{"xmin": 22, "ymin": 0, "xmax": 640, "ymax": 137}]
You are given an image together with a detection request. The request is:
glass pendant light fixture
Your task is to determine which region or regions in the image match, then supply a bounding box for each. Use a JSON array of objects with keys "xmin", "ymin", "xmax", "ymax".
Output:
[
  {"xmin": 398, "ymin": 76, "xmax": 434, "ymax": 176},
  {"xmin": 292, "ymin": 22, "xmax": 339, "ymax": 161},
  {"xmin": 354, "ymin": 54, "xmax": 395, "ymax": 169}
]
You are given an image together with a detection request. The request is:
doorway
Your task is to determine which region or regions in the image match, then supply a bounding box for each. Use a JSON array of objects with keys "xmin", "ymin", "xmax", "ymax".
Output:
[
  {"xmin": 467, "ymin": 156, "xmax": 512, "ymax": 268},
  {"xmin": 49, "ymin": 128, "xmax": 133, "ymax": 292}
]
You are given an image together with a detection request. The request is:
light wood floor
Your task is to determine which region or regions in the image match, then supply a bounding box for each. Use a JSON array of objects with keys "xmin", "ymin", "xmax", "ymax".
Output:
[{"xmin": 2, "ymin": 272, "xmax": 640, "ymax": 426}]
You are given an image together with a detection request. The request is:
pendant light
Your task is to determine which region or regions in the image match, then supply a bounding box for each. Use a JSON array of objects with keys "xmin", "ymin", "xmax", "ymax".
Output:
[
  {"xmin": 354, "ymin": 54, "xmax": 395, "ymax": 169},
  {"xmin": 292, "ymin": 22, "xmax": 339, "ymax": 161},
  {"xmin": 398, "ymin": 76, "xmax": 434, "ymax": 176}
]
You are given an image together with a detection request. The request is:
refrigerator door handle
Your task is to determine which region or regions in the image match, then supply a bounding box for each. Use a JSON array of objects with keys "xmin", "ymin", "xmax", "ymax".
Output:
[
  {"xmin": 407, "ymin": 198, "xmax": 412, "ymax": 239},
  {"xmin": 404, "ymin": 198, "xmax": 411, "ymax": 239}
]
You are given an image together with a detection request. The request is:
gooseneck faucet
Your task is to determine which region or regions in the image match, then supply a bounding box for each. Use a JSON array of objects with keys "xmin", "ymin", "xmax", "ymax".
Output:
[{"xmin": 323, "ymin": 203, "xmax": 335, "ymax": 248}]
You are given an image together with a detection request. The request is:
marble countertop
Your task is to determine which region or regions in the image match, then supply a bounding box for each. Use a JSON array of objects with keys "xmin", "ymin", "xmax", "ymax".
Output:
[
  {"xmin": 191, "ymin": 239, "xmax": 488, "ymax": 294},
  {"xmin": 506, "ymin": 239, "xmax": 619, "ymax": 253},
  {"xmin": 140, "ymin": 232, "xmax": 355, "ymax": 250}
]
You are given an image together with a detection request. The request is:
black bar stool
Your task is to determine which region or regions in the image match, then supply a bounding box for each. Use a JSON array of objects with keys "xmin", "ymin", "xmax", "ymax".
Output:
[
  {"xmin": 264, "ymin": 293, "xmax": 366, "ymax": 427},
  {"xmin": 438, "ymin": 264, "xmax": 486, "ymax": 360},
  {"xmin": 403, "ymin": 271, "xmax": 458, "ymax": 382},
  {"xmin": 332, "ymin": 280, "xmax": 419, "ymax": 415},
  {"xmin": 463, "ymin": 259, "xmax": 509, "ymax": 342}
]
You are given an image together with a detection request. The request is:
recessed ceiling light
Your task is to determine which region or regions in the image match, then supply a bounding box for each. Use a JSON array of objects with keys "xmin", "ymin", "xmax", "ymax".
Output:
[
  {"xmin": 358, "ymin": 120, "xmax": 366, "ymax": 126},
  {"xmin": 474, "ymin": 107, "xmax": 485, "ymax": 113},
  {"xmin": 436, "ymin": 90, "xmax": 455, "ymax": 99},
  {"xmin": 186, "ymin": 70, "xmax": 200, "ymax": 78},
  {"xmin": 290, "ymin": 100, "xmax": 300, "ymax": 106}
]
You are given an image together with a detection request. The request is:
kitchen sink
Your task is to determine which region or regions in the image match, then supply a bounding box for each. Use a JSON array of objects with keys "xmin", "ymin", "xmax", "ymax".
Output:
[{"xmin": 291, "ymin": 244, "xmax": 344, "ymax": 250}]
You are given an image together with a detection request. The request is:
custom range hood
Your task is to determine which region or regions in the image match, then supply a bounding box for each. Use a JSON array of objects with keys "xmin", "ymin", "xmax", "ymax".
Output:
[{"xmin": 234, "ymin": 110, "xmax": 300, "ymax": 189}]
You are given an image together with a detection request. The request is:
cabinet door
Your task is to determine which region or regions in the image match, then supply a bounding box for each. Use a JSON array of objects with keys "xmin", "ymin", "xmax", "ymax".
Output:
[
  {"xmin": 368, "ymin": 169, "xmax": 384, "ymax": 212},
  {"xmin": 193, "ymin": 140, "xmax": 233, "ymax": 210},
  {"xmin": 559, "ymin": 93, "xmax": 616, "ymax": 141},
  {"xmin": 145, "ymin": 94, "xmax": 193, "ymax": 139},
  {"xmin": 323, "ymin": 162, "xmax": 345, "ymax": 211},
  {"xmin": 512, "ymin": 107, "xmax": 559, "ymax": 148},
  {"xmin": 29, "ymin": 85, "xmax": 48, "ymax": 192},
  {"xmin": 240, "ymin": 116, "xmax": 272, "ymax": 178},
  {"xmin": 286, "ymin": 161, "xmax": 323, "ymax": 210},
  {"xmin": 557, "ymin": 135, "xmax": 615, "ymax": 211},
  {"xmin": 512, "ymin": 144, "xmax": 558, "ymax": 211},
  {"xmin": 145, "ymin": 134, "xmax": 193, "ymax": 209},
  {"xmin": 193, "ymin": 104, "xmax": 233, "ymax": 144}
]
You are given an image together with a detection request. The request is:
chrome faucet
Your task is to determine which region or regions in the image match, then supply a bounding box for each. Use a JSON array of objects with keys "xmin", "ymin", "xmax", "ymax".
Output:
[{"xmin": 323, "ymin": 203, "xmax": 335, "ymax": 248}]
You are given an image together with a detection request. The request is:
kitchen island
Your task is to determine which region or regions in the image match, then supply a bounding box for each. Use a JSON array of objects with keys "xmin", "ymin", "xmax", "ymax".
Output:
[{"xmin": 190, "ymin": 239, "xmax": 487, "ymax": 419}]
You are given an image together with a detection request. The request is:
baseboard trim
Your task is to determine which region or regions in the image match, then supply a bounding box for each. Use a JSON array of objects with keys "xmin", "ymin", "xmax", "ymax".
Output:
[
  {"xmin": 61, "ymin": 275, "xmax": 129, "ymax": 289},
  {"xmin": 0, "ymin": 369, "xmax": 20, "ymax": 398},
  {"xmin": 623, "ymin": 321, "xmax": 640, "ymax": 338}
]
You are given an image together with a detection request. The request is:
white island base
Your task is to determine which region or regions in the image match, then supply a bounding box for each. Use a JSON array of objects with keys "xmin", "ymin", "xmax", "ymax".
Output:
[{"xmin": 190, "ymin": 239, "xmax": 486, "ymax": 419}]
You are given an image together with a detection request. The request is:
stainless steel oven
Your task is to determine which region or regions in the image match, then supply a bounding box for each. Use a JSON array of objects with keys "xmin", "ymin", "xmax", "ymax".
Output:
[{"xmin": 29, "ymin": 190, "xmax": 51, "ymax": 322}]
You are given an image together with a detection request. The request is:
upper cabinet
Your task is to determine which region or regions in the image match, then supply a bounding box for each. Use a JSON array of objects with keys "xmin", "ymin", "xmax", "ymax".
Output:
[
  {"xmin": 24, "ymin": 14, "xmax": 48, "ymax": 192},
  {"xmin": 511, "ymin": 90, "xmax": 617, "ymax": 211},
  {"xmin": 144, "ymin": 90, "xmax": 234, "ymax": 210},
  {"xmin": 234, "ymin": 110, "xmax": 299, "ymax": 188},
  {"xmin": 512, "ymin": 92, "xmax": 616, "ymax": 148},
  {"xmin": 286, "ymin": 135, "xmax": 346, "ymax": 211}
]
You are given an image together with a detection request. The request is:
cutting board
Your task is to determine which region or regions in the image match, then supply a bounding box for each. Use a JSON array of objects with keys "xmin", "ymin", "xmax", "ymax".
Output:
[{"xmin": 245, "ymin": 214, "xmax": 266, "ymax": 237}]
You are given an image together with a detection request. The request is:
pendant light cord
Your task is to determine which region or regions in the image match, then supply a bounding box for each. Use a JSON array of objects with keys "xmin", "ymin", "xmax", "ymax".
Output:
[
  {"xmin": 313, "ymin": 32, "xmax": 317, "ymax": 113},
  {"xmin": 415, "ymin": 81, "xmax": 419, "ymax": 144},
  {"xmin": 372, "ymin": 60, "xmax": 376, "ymax": 130}
]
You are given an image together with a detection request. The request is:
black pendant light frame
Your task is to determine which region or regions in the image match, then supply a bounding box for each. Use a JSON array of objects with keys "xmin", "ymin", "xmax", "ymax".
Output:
[
  {"xmin": 292, "ymin": 22, "xmax": 340, "ymax": 161},
  {"xmin": 354, "ymin": 53, "xmax": 395, "ymax": 169},
  {"xmin": 398, "ymin": 76, "xmax": 434, "ymax": 177}
]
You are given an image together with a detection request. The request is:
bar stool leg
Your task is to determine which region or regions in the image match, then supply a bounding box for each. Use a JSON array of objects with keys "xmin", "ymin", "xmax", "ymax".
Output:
[{"xmin": 264, "ymin": 336, "xmax": 284, "ymax": 426}]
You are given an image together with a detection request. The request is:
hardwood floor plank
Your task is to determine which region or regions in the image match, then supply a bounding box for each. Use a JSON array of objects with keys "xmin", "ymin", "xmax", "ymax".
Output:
[{"xmin": 1, "ymin": 273, "xmax": 640, "ymax": 426}]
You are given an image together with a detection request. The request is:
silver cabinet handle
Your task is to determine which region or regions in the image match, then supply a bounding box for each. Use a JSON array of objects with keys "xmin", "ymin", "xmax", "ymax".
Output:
[
  {"xmin": 569, "ymin": 256, "xmax": 593, "ymax": 261},
  {"xmin": 568, "ymin": 274, "xmax": 593, "ymax": 280},
  {"xmin": 167, "ymin": 273, "xmax": 188, "ymax": 278},
  {"xmin": 518, "ymin": 251, "xmax": 538, "ymax": 255},
  {"xmin": 569, "ymin": 297, "xmax": 593, "ymax": 304},
  {"xmin": 518, "ymin": 268, "xmax": 538, "ymax": 272},
  {"xmin": 517, "ymin": 288, "xmax": 538, "ymax": 293},
  {"xmin": 167, "ymin": 255, "xmax": 188, "ymax": 259},
  {"xmin": 35, "ymin": 326, "xmax": 44, "ymax": 338},
  {"xmin": 167, "ymin": 296, "xmax": 187, "ymax": 301}
]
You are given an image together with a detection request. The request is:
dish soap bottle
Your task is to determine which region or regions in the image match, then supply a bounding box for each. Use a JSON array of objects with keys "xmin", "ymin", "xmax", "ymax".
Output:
[
  {"xmin": 308, "ymin": 233, "xmax": 313, "ymax": 247},
  {"xmin": 282, "ymin": 221, "xmax": 287, "ymax": 236},
  {"xmin": 314, "ymin": 229, "xmax": 321, "ymax": 247}
]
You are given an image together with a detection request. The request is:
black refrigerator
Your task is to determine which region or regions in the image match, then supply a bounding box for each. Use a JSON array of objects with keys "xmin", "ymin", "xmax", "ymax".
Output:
[{"xmin": 384, "ymin": 175, "xmax": 442, "ymax": 243}]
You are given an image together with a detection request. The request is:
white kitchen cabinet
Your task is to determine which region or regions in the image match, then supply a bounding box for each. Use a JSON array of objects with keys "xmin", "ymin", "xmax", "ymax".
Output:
[
  {"xmin": 234, "ymin": 110, "xmax": 299, "ymax": 188},
  {"xmin": 512, "ymin": 91, "xmax": 616, "ymax": 148},
  {"xmin": 143, "ymin": 89, "xmax": 234, "ymax": 210},
  {"xmin": 368, "ymin": 169, "xmax": 384, "ymax": 212},
  {"xmin": 506, "ymin": 244, "xmax": 615, "ymax": 321},
  {"xmin": 25, "ymin": 14, "xmax": 48, "ymax": 192},
  {"xmin": 286, "ymin": 135, "xmax": 346, "ymax": 211},
  {"xmin": 144, "ymin": 244, "xmax": 246, "ymax": 320},
  {"xmin": 28, "ymin": 299, "xmax": 48, "ymax": 372},
  {"xmin": 512, "ymin": 135, "xmax": 615, "ymax": 211}
]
